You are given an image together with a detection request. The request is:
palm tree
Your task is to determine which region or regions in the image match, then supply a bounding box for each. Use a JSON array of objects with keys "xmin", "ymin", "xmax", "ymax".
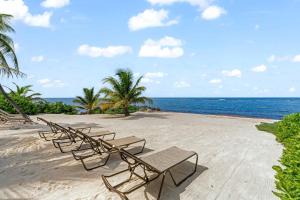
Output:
[
  {"xmin": 73, "ymin": 87, "xmax": 100, "ymax": 114},
  {"xmin": 100, "ymin": 69, "xmax": 152, "ymax": 116},
  {"xmin": 0, "ymin": 14, "xmax": 29, "ymax": 120},
  {"xmin": 9, "ymin": 82, "xmax": 42, "ymax": 100}
]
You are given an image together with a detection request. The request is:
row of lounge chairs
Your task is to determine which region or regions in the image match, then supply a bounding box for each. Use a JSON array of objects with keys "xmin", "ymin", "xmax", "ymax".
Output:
[
  {"xmin": 37, "ymin": 117, "xmax": 198, "ymax": 200},
  {"xmin": 0, "ymin": 109, "xmax": 31, "ymax": 124}
]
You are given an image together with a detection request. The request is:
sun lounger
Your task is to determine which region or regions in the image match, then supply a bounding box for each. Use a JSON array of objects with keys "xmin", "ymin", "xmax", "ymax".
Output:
[
  {"xmin": 50, "ymin": 124, "xmax": 115, "ymax": 153},
  {"xmin": 102, "ymin": 146, "xmax": 198, "ymax": 200},
  {"xmin": 37, "ymin": 117, "xmax": 93, "ymax": 141},
  {"xmin": 71, "ymin": 130, "xmax": 146, "ymax": 171},
  {"xmin": 0, "ymin": 109, "xmax": 30, "ymax": 124}
]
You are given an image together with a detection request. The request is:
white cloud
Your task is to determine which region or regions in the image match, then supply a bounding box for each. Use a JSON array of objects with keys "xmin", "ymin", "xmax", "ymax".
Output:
[
  {"xmin": 31, "ymin": 55, "xmax": 45, "ymax": 62},
  {"xmin": 289, "ymin": 87, "xmax": 296, "ymax": 93},
  {"xmin": 267, "ymin": 54, "xmax": 290, "ymax": 63},
  {"xmin": 140, "ymin": 72, "xmax": 166, "ymax": 84},
  {"xmin": 174, "ymin": 81, "xmax": 190, "ymax": 88},
  {"xmin": 78, "ymin": 44, "xmax": 132, "ymax": 58},
  {"xmin": 292, "ymin": 54, "xmax": 300, "ymax": 62},
  {"xmin": 147, "ymin": 0, "xmax": 226, "ymax": 20},
  {"xmin": 201, "ymin": 6, "xmax": 226, "ymax": 20},
  {"xmin": 252, "ymin": 64, "xmax": 267, "ymax": 72},
  {"xmin": 129, "ymin": 9, "xmax": 178, "ymax": 31},
  {"xmin": 0, "ymin": 0, "xmax": 52, "ymax": 28},
  {"xmin": 139, "ymin": 36, "xmax": 184, "ymax": 58},
  {"xmin": 37, "ymin": 79, "xmax": 65, "ymax": 88},
  {"xmin": 14, "ymin": 43, "xmax": 20, "ymax": 52},
  {"xmin": 209, "ymin": 79, "xmax": 222, "ymax": 84},
  {"xmin": 147, "ymin": 0, "xmax": 212, "ymax": 8},
  {"xmin": 41, "ymin": 0, "xmax": 70, "ymax": 8},
  {"xmin": 222, "ymin": 69, "xmax": 242, "ymax": 78}
]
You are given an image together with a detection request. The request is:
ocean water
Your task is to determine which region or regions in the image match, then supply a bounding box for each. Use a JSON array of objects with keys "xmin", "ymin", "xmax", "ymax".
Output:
[{"xmin": 45, "ymin": 98, "xmax": 300, "ymax": 120}]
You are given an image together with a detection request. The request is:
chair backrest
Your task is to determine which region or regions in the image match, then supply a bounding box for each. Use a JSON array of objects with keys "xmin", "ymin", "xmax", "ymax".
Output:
[
  {"xmin": 73, "ymin": 129, "xmax": 108, "ymax": 153},
  {"xmin": 52, "ymin": 123, "xmax": 75, "ymax": 140},
  {"xmin": 0, "ymin": 109, "xmax": 10, "ymax": 116},
  {"xmin": 119, "ymin": 149, "xmax": 158, "ymax": 173}
]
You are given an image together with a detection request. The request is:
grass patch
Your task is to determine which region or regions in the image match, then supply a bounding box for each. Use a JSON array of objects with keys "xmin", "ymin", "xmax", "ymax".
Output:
[{"xmin": 256, "ymin": 122, "xmax": 278, "ymax": 134}]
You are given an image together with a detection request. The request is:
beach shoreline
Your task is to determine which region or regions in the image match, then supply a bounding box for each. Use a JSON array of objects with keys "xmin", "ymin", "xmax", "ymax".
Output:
[{"xmin": 0, "ymin": 112, "xmax": 281, "ymax": 199}]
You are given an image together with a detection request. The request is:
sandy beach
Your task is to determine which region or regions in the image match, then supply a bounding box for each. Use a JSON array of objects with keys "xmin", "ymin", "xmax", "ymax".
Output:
[{"xmin": 0, "ymin": 112, "xmax": 282, "ymax": 200}]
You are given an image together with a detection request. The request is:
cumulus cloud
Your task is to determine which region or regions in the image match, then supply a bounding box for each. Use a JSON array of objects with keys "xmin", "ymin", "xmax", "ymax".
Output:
[
  {"xmin": 140, "ymin": 72, "xmax": 166, "ymax": 84},
  {"xmin": 41, "ymin": 0, "xmax": 70, "ymax": 8},
  {"xmin": 147, "ymin": 0, "xmax": 226, "ymax": 20},
  {"xmin": 267, "ymin": 54, "xmax": 290, "ymax": 62},
  {"xmin": 129, "ymin": 9, "xmax": 178, "ymax": 31},
  {"xmin": 174, "ymin": 81, "xmax": 190, "ymax": 88},
  {"xmin": 37, "ymin": 79, "xmax": 65, "ymax": 88},
  {"xmin": 0, "ymin": 0, "xmax": 52, "ymax": 28},
  {"xmin": 147, "ymin": 0, "xmax": 212, "ymax": 8},
  {"xmin": 222, "ymin": 69, "xmax": 242, "ymax": 78},
  {"xmin": 31, "ymin": 55, "xmax": 45, "ymax": 62},
  {"xmin": 139, "ymin": 36, "xmax": 184, "ymax": 58},
  {"xmin": 201, "ymin": 6, "xmax": 226, "ymax": 20},
  {"xmin": 292, "ymin": 54, "xmax": 300, "ymax": 62},
  {"xmin": 78, "ymin": 44, "xmax": 132, "ymax": 58},
  {"xmin": 289, "ymin": 87, "xmax": 296, "ymax": 93},
  {"xmin": 209, "ymin": 79, "xmax": 222, "ymax": 84},
  {"xmin": 252, "ymin": 64, "xmax": 267, "ymax": 72}
]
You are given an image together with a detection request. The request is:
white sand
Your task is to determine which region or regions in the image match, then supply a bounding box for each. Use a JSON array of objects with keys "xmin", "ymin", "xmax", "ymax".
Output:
[{"xmin": 0, "ymin": 112, "xmax": 282, "ymax": 200}]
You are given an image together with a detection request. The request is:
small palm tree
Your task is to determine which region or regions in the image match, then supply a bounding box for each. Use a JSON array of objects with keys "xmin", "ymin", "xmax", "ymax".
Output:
[
  {"xmin": 100, "ymin": 69, "xmax": 152, "ymax": 116},
  {"xmin": 0, "ymin": 14, "xmax": 29, "ymax": 120},
  {"xmin": 9, "ymin": 83, "xmax": 42, "ymax": 100},
  {"xmin": 73, "ymin": 87, "xmax": 100, "ymax": 114}
]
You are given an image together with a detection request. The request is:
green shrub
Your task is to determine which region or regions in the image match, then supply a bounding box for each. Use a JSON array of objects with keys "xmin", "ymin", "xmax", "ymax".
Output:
[
  {"xmin": 0, "ymin": 94, "xmax": 77, "ymax": 115},
  {"xmin": 276, "ymin": 113, "xmax": 300, "ymax": 142},
  {"xmin": 0, "ymin": 94, "xmax": 38, "ymax": 115},
  {"xmin": 256, "ymin": 114, "xmax": 300, "ymax": 199},
  {"xmin": 104, "ymin": 105, "xmax": 139, "ymax": 114}
]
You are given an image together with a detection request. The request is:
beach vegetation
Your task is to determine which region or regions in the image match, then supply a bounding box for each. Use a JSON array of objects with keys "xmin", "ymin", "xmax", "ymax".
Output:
[
  {"xmin": 9, "ymin": 82, "xmax": 42, "ymax": 100},
  {"xmin": 73, "ymin": 87, "xmax": 101, "ymax": 114},
  {"xmin": 0, "ymin": 14, "xmax": 29, "ymax": 119},
  {"xmin": 100, "ymin": 68, "xmax": 152, "ymax": 116},
  {"xmin": 0, "ymin": 93, "xmax": 77, "ymax": 115},
  {"xmin": 256, "ymin": 113, "xmax": 300, "ymax": 199}
]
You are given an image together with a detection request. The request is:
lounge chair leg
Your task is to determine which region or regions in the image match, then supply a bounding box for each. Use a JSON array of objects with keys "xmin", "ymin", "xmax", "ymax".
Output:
[
  {"xmin": 157, "ymin": 172, "xmax": 166, "ymax": 200},
  {"xmin": 133, "ymin": 139, "xmax": 146, "ymax": 155},
  {"xmin": 80, "ymin": 153, "xmax": 111, "ymax": 171},
  {"xmin": 168, "ymin": 153, "xmax": 198, "ymax": 186}
]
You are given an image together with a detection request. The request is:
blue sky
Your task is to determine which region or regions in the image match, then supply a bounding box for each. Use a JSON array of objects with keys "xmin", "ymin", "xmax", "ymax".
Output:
[{"xmin": 1, "ymin": 0, "xmax": 300, "ymax": 97}]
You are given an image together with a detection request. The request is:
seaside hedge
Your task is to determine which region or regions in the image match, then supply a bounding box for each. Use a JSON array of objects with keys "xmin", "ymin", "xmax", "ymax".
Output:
[
  {"xmin": 0, "ymin": 94, "xmax": 77, "ymax": 115},
  {"xmin": 257, "ymin": 113, "xmax": 300, "ymax": 199}
]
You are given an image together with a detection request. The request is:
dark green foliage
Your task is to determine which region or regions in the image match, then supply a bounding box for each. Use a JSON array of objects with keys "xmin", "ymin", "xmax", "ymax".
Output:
[
  {"xmin": 0, "ymin": 94, "xmax": 37, "ymax": 114},
  {"xmin": 256, "ymin": 122, "xmax": 278, "ymax": 134},
  {"xmin": 0, "ymin": 94, "xmax": 77, "ymax": 115},
  {"xmin": 104, "ymin": 105, "xmax": 139, "ymax": 114},
  {"xmin": 256, "ymin": 114, "xmax": 300, "ymax": 199}
]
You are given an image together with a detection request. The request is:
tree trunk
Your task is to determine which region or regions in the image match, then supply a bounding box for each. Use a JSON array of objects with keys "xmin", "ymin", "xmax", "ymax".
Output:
[
  {"xmin": 0, "ymin": 83, "xmax": 31, "ymax": 121},
  {"xmin": 124, "ymin": 106, "xmax": 130, "ymax": 117}
]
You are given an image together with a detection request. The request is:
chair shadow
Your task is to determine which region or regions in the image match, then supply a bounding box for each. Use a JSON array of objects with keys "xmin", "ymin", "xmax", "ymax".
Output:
[{"xmin": 143, "ymin": 162, "xmax": 208, "ymax": 200}]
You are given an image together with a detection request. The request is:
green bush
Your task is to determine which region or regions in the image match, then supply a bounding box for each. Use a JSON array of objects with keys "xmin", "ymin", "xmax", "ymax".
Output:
[
  {"xmin": 256, "ymin": 114, "xmax": 300, "ymax": 199},
  {"xmin": 0, "ymin": 94, "xmax": 77, "ymax": 115},
  {"xmin": 0, "ymin": 94, "xmax": 38, "ymax": 114},
  {"xmin": 104, "ymin": 105, "xmax": 139, "ymax": 114}
]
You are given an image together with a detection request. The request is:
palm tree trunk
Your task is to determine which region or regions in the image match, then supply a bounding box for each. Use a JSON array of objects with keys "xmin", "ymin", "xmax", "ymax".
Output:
[
  {"xmin": 0, "ymin": 83, "xmax": 31, "ymax": 121},
  {"xmin": 124, "ymin": 106, "xmax": 130, "ymax": 116}
]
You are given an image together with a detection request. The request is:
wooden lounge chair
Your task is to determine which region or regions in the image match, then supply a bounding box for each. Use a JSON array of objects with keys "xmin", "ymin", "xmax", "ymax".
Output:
[
  {"xmin": 0, "ymin": 109, "xmax": 31, "ymax": 124},
  {"xmin": 102, "ymin": 146, "xmax": 198, "ymax": 200},
  {"xmin": 71, "ymin": 130, "xmax": 146, "ymax": 171},
  {"xmin": 51, "ymin": 123, "xmax": 115, "ymax": 153}
]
